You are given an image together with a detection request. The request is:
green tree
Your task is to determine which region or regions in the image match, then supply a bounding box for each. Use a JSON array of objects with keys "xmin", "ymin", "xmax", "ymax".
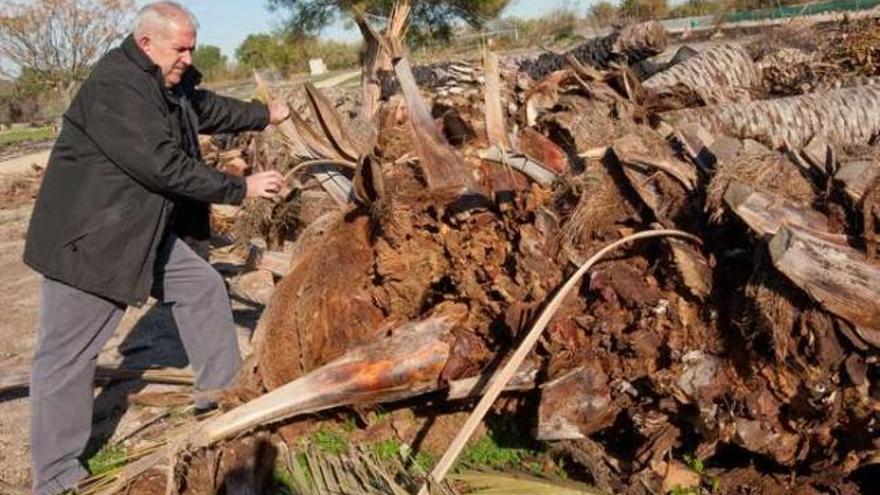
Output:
[
  {"xmin": 236, "ymin": 33, "xmax": 284, "ymax": 70},
  {"xmin": 725, "ymin": 0, "xmax": 801, "ymax": 10},
  {"xmin": 618, "ymin": 0, "xmax": 669, "ymax": 20},
  {"xmin": 669, "ymin": 0, "xmax": 721, "ymax": 17},
  {"xmin": 193, "ymin": 45, "xmax": 228, "ymax": 78},
  {"xmin": 589, "ymin": 1, "xmax": 618, "ymax": 26},
  {"xmin": 235, "ymin": 33, "xmax": 360, "ymax": 75},
  {"xmin": 267, "ymin": 0, "xmax": 510, "ymax": 42}
]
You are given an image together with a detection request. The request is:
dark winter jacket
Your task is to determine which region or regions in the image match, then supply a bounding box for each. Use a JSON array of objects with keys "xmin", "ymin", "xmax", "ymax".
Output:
[{"xmin": 24, "ymin": 35, "xmax": 270, "ymax": 306}]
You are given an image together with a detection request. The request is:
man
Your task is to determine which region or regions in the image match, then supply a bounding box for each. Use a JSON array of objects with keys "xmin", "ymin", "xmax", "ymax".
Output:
[{"xmin": 23, "ymin": 2, "xmax": 289, "ymax": 493}]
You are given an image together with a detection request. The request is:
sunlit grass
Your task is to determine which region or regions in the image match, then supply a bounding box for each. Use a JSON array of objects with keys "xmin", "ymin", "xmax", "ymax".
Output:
[{"xmin": 0, "ymin": 126, "xmax": 54, "ymax": 146}]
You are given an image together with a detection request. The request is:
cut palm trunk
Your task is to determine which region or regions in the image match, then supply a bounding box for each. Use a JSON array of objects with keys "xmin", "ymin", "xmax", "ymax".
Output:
[
  {"xmin": 724, "ymin": 182, "xmax": 830, "ymax": 236},
  {"xmin": 643, "ymin": 44, "xmax": 760, "ymax": 93},
  {"xmin": 518, "ymin": 22, "xmax": 668, "ymax": 79},
  {"xmin": 662, "ymin": 86, "xmax": 880, "ymax": 148},
  {"xmin": 380, "ymin": 22, "xmax": 666, "ymax": 96},
  {"xmin": 769, "ymin": 224, "xmax": 880, "ymax": 344},
  {"xmin": 834, "ymin": 159, "xmax": 880, "ymax": 203}
]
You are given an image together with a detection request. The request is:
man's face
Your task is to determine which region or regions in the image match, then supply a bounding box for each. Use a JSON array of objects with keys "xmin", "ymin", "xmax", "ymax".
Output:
[{"xmin": 138, "ymin": 20, "xmax": 196, "ymax": 88}]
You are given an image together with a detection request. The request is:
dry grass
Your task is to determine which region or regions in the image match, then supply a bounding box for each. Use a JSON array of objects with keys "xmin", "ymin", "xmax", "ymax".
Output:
[{"xmin": 706, "ymin": 147, "xmax": 815, "ymax": 220}]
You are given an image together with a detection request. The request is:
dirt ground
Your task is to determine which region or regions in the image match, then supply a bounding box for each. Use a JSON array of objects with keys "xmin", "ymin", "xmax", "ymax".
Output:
[{"xmin": 0, "ymin": 148, "xmax": 263, "ymax": 491}]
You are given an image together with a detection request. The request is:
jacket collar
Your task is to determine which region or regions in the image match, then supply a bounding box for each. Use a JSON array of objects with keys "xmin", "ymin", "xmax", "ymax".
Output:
[
  {"xmin": 121, "ymin": 34, "xmax": 203, "ymax": 93},
  {"xmin": 122, "ymin": 34, "xmax": 158, "ymax": 73}
]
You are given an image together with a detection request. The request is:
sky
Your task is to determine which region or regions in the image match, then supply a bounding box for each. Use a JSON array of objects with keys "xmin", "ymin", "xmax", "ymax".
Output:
[{"xmin": 139, "ymin": 0, "xmax": 588, "ymax": 60}]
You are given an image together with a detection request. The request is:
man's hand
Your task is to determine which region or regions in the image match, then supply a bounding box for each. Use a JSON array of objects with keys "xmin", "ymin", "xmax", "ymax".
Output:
[
  {"xmin": 267, "ymin": 99, "xmax": 291, "ymax": 126},
  {"xmin": 245, "ymin": 170, "xmax": 284, "ymax": 199}
]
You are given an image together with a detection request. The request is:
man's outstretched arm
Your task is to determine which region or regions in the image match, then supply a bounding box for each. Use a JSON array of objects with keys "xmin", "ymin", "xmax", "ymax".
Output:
[{"xmin": 191, "ymin": 89, "xmax": 290, "ymax": 134}]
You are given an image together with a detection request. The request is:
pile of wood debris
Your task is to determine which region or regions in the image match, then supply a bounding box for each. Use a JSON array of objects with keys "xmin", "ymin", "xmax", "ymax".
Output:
[{"xmin": 96, "ymin": 13, "xmax": 879, "ymax": 495}]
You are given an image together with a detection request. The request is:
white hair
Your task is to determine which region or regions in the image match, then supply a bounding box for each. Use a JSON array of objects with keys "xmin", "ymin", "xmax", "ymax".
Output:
[{"xmin": 133, "ymin": 1, "xmax": 199, "ymax": 38}]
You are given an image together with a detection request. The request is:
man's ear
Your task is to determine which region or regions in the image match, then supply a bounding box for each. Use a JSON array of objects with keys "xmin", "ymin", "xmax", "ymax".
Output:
[{"xmin": 137, "ymin": 35, "xmax": 152, "ymax": 53}]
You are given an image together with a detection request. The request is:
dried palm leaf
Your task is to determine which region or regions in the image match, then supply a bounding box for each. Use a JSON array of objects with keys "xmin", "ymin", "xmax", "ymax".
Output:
[
  {"xmin": 305, "ymin": 82, "xmax": 368, "ymax": 161},
  {"xmin": 452, "ymin": 471, "xmax": 604, "ymax": 495}
]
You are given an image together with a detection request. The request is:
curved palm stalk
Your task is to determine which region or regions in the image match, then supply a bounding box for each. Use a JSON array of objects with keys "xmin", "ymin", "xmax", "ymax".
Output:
[{"xmin": 283, "ymin": 159, "xmax": 357, "ymax": 206}]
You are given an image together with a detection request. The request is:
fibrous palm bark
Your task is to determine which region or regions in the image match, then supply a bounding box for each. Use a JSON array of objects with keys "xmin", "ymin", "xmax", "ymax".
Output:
[
  {"xmin": 643, "ymin": 44, "xmax": 761, "ymax": 92},
  {"xmin": 662, "ymin": 86, "xmax": 880, "ymax": 148}
]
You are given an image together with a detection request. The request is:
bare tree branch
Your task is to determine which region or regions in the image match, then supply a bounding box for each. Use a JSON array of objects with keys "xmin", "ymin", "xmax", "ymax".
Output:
[{"xmin": 0, "ymin": 0, "xmax": 135, "ymax": 90}]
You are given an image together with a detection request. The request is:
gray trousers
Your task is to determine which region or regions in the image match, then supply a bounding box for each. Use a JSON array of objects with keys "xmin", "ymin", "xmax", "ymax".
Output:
[{"xmin": 29, "ymin": 234, "xmax": 241, "ymax": 495}]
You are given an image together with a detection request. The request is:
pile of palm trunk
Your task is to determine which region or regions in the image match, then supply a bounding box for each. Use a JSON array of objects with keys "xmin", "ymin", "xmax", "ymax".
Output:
[{"xmin": 97, "ymin": 12, "xmax": 880, "ymax": 495}]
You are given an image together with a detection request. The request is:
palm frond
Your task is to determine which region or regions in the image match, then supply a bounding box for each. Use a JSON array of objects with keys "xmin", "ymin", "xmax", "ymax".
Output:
[{"xmin": 451, "ymin": 471, "xmax": 606, "ymax": 495}]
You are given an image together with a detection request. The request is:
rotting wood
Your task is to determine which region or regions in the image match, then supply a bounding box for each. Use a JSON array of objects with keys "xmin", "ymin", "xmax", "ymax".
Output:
[
  {"xmin": 377, "ymin": 22, "xmax": 666, "ymax": 97},
  {"xmin": 769, "ymin": 224, "xmax": 880, "ymax": 337},
  {"xmin": 834, "ymin": 159, "xmax": 880, "ymax": 203},
  {"xmin": 479, "ymin": 147, "xmax": 557, "ymax": 186},
  {"xmin": 257, "ymin": 249, "xmax": 293, "ymax": 278},
  {"xmin": 724, "ymin": 181, "xmax": 830, "ymax": 236},
  {"xmin": 419, "ymin": 229, "xmax": 702, "ymax": 495},
  {"xmin": 800, "ymin": 135, "xmax": 835, "ymax": 176},
  {"xmin": 537, "ymin": 366, "xmax": 617, "ymax": 441},
  {"xmin": 612, "ymin": 133, "xmax": 698, "ymax": 191},
  {"xmin": 661, "ymin": 86, "xmax": 880, "ymax": 149},
  {"xmin": 161, "ymin": 17, "xmax": 880, "ymax": 495},
  {"xmin": 482, "ymin": 48, "xmax": 509, "ymax": 150},
  {"xmin": 518, "ymin": 127, "xmax": 569, "ymax": 174}
]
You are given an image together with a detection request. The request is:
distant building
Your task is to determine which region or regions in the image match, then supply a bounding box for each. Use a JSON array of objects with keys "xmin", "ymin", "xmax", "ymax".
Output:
[{"xmin": 309, "ymin": 58, "xmax": 328, "ymax": 76}]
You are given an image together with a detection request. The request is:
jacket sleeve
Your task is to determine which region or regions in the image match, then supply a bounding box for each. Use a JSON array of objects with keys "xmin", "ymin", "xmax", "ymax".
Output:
[
  {"xmin": 191, "ymin": 89, "xmax": 271, "ymax": 134},
  {"xmin": 85, "ymin": 78, "xmax": 247, "ymax": 205}
]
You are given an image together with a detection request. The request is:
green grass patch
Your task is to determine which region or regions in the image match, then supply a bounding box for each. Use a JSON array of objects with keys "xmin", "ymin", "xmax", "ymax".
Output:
[
  {"xmin": 671, "ymin": 486, "xmax": 701, "ymax": 495},
  {"xmin": 459, "ymin": 435, "xmax": 537, "ymax": 470},
  {"xmin": 372, "ymin": 439, "xmax": 402, "ymax": 461},
  {"xmin": 312, "ymin": 429, "xmax": 347, "ymax": 455},
  {"xmin": 87, "ymin": 443, "xmax": 127, "ymax": 476},
  {"xmin": 683, "ymin": 453, "xmax": 705, "ymax": 475},
  {"xmin": 457, "ymin": 417, "xmax": 542, "ymax": 471},
  {"xmin": 0, "ymin": 126, "xmax": 54, "ymax": 146},
  {"xmin": 413, "ymin": 450, "xmax": 436, "ymax": 473}
]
